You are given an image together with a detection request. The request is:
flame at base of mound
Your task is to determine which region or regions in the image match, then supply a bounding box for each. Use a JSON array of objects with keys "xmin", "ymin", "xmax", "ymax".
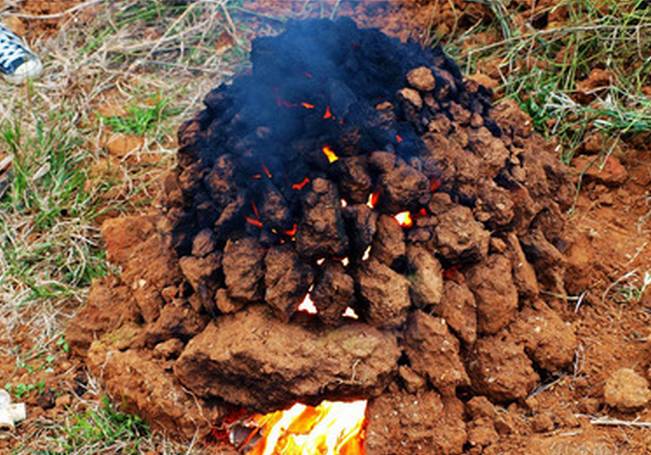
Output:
[{"xmin": 247, "ymin": 400, "xmax": 367, "ymax": 455}]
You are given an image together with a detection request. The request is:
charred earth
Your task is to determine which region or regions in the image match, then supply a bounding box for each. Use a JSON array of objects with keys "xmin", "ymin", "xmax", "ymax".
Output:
[{"xmin": 67, "ymin": 18, "xmax": 577, "ymax": 454}]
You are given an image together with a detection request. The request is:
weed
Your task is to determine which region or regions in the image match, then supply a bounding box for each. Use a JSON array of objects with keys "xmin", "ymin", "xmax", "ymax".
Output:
[
  {"xmin": 100, "ymin": 96, "xmax": 181, "ymax": 137},
  {"xmin": 441, "ymin": 0, "xmax": 651, "ymax": 160},
  {"xmin": 55, "ymin": 396, "xmax": 149, "ymax": 454}
]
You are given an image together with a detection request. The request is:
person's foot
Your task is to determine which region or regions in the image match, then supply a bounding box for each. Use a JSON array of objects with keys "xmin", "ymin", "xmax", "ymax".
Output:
[{"xmin": 0, "ymin": 24, "xmax": 42, "ymax": 84}]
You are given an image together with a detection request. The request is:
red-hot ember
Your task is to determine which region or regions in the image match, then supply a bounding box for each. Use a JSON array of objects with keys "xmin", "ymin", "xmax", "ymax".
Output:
[
  {"xmin": 245, "ymin": 217, "xmax": 263, "ymax": 229},
  {"xmin": 262, "ymin": 165, "xmax": 273, "ymax": 179},
  {"xmin": 395, "ymin": 134, "xmax": 403, "ymax": 143},
  {"xmin": 301, "ymin": 102, "xmax": 316, "ymax": 109},
  {"xmin": 291, "ymin": 177, "xmax": 310, "ymax": 191},
  {"xmin": 322, "ymin": 145, "xmax": 339, "ymax": 163},
  {"xmin": 443, "ymin": 264, "xmax": 461, "ymax": 280},
  {"xmin": 418, "ymin": 207, "xmax": 427, "ymax": 217},
  {"xmin": 251, "ymin": 202, "xmax": 260, "ymax": 219},
  {"xmin": 284, "ymin": 224, "xmax": 298, "ymax": 237},
  {"xmin": 323, "ymin": 105, "xmax": 333, "ymax": 119},
  {"xmin": 252, "ymin": 174, "xmax": 262, "ymax": 180},
  {"xmin": 430, "ymin": 177, "xmax": 442, "ymax": 192}
]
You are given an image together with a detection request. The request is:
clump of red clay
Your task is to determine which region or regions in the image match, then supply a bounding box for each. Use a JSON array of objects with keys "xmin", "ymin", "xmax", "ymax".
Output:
[{"xmin": 67, "ymin": 18, "xmax": 577, "ymax": 453}]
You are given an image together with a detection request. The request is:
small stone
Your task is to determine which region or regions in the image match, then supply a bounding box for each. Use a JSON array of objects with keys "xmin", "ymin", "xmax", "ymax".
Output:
[
  {"xmin": 573, "ymin": 155, "xmax": 628, "ymax": 187},
  {"xmin": 466, "ymin": 396, "xmax": 497, "ymax": 420},
  {"xmin": 191, "ymin": 229, "xmax": 217, "ymax": 257},
  {"xmin": 470, "ymin": 113, "xmax": 484, "ymax": 128},
  {"xmin": 604, "ymin": 368, "xmax": 651, "ymax": 411},
  {"xmin": 55, "ymin": 394, "xmax": 72, "ymax": 409},
  {"xmin": 153, "ymin": 338, "xmax": 185, "ymax": 360},
  {"xmin": 105, "ymin": 134, "xmax": 144, "ymax": 158},
  {"xmin": 215, "ymin": 288, "xmax": 244, "ymax": 314},
  {"xmin": 407, "ymin": 67, "xmax": 436, "ymax": 91},
  {"xmin": 398, "ymin": 366, "xmax": 426, "ymax": 393},
  {"xmin": 531, "ymin": 413, "xmax": 555, "ymax": 433},
  {"xmin": 467, "ymin": 419, "xmax": 498, "ymax": 447},
  {"xmin": 398, "ymin": 87, "xmax": 423, "ymax": 108}
]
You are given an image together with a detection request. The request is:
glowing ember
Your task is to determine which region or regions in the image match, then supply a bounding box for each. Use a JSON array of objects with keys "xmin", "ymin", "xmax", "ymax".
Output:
[
  {"xmin": 362, "ymin": 246, "xmax": 371, "ymax": 261},
  {"xmin": 340, "ymin": 199, "xmax": 348, "ymax": 208},
  {"xmin": 292, "ymin": 177, "xmax": 310, "ymax": 191},
  {"xmin": 419, "ymin": 208, "xmax": 427, "ymax": 217},
  {"xmin": 366, "ymin": 191, "xmax": 380, "ymax": 209},
  {"xmin": 343, "ymin": 307, "xmax": 359, "ymax": 319},
  {"xmin": 341, "ymin": 257, "xmax": 350, "ymax": 267},
  {"xmin": 284, "ymin": 224, "xmax": 298, "ymax": 237},
  {"xmin": 322, "ymin": 145, "xmax": 339, "ymax": 163},
  {"xmin": 395, "ymin": 134, "xmax": 403, "ymax": 143},
  {"xmin": 323, "ymin": 105, "xmax": 333, "ymax": 119},
  {"xmin": 301, "ymin": 102, "xmax": 316, "ymax": 109},
  {"xmin": 297, "ymin": 293, "xmax": 318, "ymax": 315},
  {"xmin": 394, "ymin": 211, "xmax": 413, "ymax": 228},
  {"xmin": 443, "ymin": 265, "xmax": 461, "ymax": 280},
  {"xmin": 316, "ymin": 258, "xmax": 326, "ymax": 265},
  {"xmin": 430, "ymin": 177, "xmax": 442, "ymax": 192},
  {"xmin": 262, "ymin": 165, "xmax": 273, "ymax": 179},
  {"xmin": 246, "ymin": 217, "xmax": 263, "ymax": 229},
  {"xmin": 247, "ymin": 400, "xmax": 367, "ymax": 455}
]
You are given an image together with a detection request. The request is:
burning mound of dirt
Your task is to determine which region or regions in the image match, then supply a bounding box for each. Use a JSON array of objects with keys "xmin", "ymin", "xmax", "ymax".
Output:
[{"xmin": 68, "ymin": 18, "xmax": 577, "ymax": 453}]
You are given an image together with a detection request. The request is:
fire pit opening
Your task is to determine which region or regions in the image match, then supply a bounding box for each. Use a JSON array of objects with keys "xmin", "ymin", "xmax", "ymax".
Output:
[
  {"xmin": 67, "ymin": 17, "xmax": 578, "ymax": 454},
  {"xmin": 226, "ymin": 399, "xmax": 367, "ymax": 455}
]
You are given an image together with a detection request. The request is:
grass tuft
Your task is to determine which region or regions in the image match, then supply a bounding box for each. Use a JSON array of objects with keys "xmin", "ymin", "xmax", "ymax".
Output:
[{"xmin": 442, "ymin": 0, "xmax": 651, "ymax": 160}]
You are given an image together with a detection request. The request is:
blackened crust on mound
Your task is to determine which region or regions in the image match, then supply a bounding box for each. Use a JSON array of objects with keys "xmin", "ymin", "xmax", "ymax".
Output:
[{"xmin": 173, "ymin": 17, "xmax": 496, "ymax": 254}]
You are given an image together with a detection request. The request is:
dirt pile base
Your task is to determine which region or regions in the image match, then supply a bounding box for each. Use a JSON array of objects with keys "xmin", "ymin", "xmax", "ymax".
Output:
[{"xmin": 67, "ymin": 19, "xmax": 578, "ymax": 452}]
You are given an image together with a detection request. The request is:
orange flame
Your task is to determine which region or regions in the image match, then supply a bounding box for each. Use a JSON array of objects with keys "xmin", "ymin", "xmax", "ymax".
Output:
[
  {"xmin": 247, "ymin": 400, "xmax": 367, "ymax": 455},
  {"xmin": 291, "ymin": 177, "xmax": 310, "ymax": 191},
  {"xmin": 323, "ymin": 106, "xmax": 333, "ymax": 119},
  {"xmin": 394, "ymin": 211, "xmax": 413, "ymax": 228},
  {"xmin": 297, "ymin": 293, "xmax": 317, "ymax": 315},
  {"xmin": 322, "ymin": 145, "xmax": 339, "ymax": 164},
  {"xmin": 302, "ymin": 102, "xmax": 316, "ymax": 109}
]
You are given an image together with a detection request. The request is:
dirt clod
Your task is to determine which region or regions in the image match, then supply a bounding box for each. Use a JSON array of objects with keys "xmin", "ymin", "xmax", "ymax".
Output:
[
  {"xmin": 173, "ymin": 305, "xmax": 400, "ymax": 411},
  {"xmin": 604, "ymin": 368, "xmax": 651, "ymax": 412},
  {"xmin": 407, "ymin": 66, "xmax": 436, "ymax": 91}
]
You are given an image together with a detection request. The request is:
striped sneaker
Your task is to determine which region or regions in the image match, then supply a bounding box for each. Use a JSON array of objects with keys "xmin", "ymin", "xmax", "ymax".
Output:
[{"xmin": 0, "ymin": 24, "xmax": 42, "ymax": 84}]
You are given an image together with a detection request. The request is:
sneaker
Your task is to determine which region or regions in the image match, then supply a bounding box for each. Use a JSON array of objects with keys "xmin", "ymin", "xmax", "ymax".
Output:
[{"xmin": 0, "ymin": 24, "xmax": 42, "ymax": 84}]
